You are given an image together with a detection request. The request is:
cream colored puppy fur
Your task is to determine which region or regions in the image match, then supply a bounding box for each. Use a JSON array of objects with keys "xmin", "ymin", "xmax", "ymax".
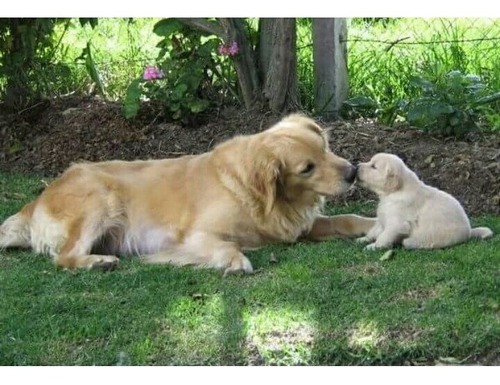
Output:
[
  {"xmin": 0, "ymin": 114, "xmax": 375, "ymax": 274},
  {"xmin": 356, "ymin": 153, "xmax": 493, "ymax": 250}
]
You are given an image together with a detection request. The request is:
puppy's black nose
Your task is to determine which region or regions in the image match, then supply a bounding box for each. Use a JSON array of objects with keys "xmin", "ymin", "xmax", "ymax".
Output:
[{"xmin": 344, "ymin": 165, "xmax": 357, "ymax": 184}]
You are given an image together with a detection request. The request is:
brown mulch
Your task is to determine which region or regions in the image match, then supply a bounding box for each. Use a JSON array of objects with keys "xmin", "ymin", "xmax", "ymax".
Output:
[{"xmin": 0, "ymin": 96, "xmax": 499, "ymax": 215}]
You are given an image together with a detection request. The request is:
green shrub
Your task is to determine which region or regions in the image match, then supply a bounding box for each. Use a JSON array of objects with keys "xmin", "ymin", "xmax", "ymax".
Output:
[
  {"xmin": 346, "ymin": 18, "xmax": 500, "ymax": 135},
  {"xmin": 406, "ymin": 71, "xmax": 500, "ymax": 137},
  {"xmin": 123, "ymin": 19, "xmax": 237, "ymax": 123}
]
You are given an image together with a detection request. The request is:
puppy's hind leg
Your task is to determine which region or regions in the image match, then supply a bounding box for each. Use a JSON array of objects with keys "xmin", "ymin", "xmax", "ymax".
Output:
[
  {"xmin": 366, "ymin": 221, "xmax": 411, "ymax": 251},
  {"xmin": 470, "ymin": 227, "xmax": 493, "ymax": 240}
]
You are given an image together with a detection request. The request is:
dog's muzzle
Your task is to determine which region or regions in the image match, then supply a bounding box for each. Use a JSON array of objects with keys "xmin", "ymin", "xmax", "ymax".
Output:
[{"xmin": 344, "ymin": 165, "xmax": 357, "ymax": 184}]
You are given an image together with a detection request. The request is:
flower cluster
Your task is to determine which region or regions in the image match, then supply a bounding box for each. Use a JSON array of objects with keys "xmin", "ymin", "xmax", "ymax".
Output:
[
  {"xmin": 218, "ymin": 41, "xmax": 239, "ymax": 56},
  {"xmin": 142, "ymin": 66, "xmax": 164, "ymax": 81}
]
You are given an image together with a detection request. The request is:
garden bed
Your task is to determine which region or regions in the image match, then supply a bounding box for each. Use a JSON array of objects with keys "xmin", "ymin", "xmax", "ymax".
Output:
[{"xmin": 0, "ymin": 96, "xmax": 499, "ymax": 215}]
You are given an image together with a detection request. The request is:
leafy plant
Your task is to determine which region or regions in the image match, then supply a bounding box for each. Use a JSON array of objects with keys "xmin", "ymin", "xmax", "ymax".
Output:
[
  {"xmin": 0, "ymin": 19, "xmax": 59, "ymax": 109},
  {"xmin": 123, "ymin": 18, "xmax": 237, "ymax": 123},
  {"xmin": 406, "ymin": 71, "xmax": 500, "ymax": 137},
  {"xmin": 347, "ymin": 18, "xmax": 500, "ymax": 134},
  {"xmin": 75, "ymin": 41, "xmax": 105, "ymax": 96},
  {"xmin": 343, "ymin": 95, "xmax": 408, "ymax": 126},
  {"xmin": 0, "ymin": 18, "xmax": 101, "ymax": 110}
]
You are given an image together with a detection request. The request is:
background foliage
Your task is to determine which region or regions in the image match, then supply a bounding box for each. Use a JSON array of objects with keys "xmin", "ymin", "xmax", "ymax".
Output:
[{"xmin": 1, "ymin": 18, "xmax": 499, "ymax": 134}]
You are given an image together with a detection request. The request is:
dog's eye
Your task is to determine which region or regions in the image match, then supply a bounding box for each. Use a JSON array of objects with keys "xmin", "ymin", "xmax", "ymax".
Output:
[
  {"xmin": 371, "ymin": 164, "xmax": 377, "ymax": 169},
  {"xmin": 300, "ymin": 162, "xmax": 316, "ymax": 174}
]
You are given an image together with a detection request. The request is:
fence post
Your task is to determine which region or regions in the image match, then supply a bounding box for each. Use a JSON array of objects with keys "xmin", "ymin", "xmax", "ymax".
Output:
[{"xmin": 312, "ymin": 18, "xmax": 348, "ymax": 119}]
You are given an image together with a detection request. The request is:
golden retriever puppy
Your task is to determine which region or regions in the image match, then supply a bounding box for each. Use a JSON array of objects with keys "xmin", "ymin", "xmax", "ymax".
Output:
[
  {"xmin": 0, "ymin": 114, "xmax": 375, "ymax": 275},
  {"xmin": 356, "ymin": 153, "xmax": 493, "ymax": 250}
]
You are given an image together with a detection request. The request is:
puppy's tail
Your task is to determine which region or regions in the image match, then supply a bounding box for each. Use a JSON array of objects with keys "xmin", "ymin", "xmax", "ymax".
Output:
[
  {"xmin": 0, "ymin": 201, "xmax": 36, "ymax": 249},
  {"xmin": 470, "ymin": 227, "xmax": 494, "ymax": 240}
]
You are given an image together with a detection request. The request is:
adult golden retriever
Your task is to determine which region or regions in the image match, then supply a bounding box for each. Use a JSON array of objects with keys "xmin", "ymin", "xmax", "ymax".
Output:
[
  {"xmin": 356, "ymin": 153, "xmax": 493, "ymax": 250},
  {"xmin": 0, "ymin": 114, "xmax": 374, "ymax": 274}
]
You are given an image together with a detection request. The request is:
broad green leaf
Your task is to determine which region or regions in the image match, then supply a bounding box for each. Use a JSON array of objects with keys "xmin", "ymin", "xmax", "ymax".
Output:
[
  {"xmin": 344, "ymin": 96, "xmax": 378, "ymax": 108},
  {"xmin": 474, "ymin": 92, "xmax": 500, "ymax": 106},
  {"xmin": 153, "ymin": 19, "xmax": 183, "ymax": 37},
  {"xmin": 198, "ymin": 39, "xmax": 219, "ymax": 58},
  {"xmin": 84, "ymin": 42, "xmax": 105, "ymax": 96},
  {"xmin": 188, "ymin": 99, "xmax": 209, "ymax": 113},
  {"xmin": 169, "ymin": 103, "xmax": 181, "ymax": 112},
  {"xmin": 407, "ymin": 100, "xmax": 433, "ymax": 126},
  {"xmin": 429, "ymin": 101, "xmax": 454, "ymax": 117},
  {"xmin": 171, "ymin": 83, "xmax": 188, "ymax": 101},
  {"xmin": 179, "ymin": 72, "xmax": 203, "ymax": 91},
  {"xmin": 123, "ymin": 79, "xmax": 142, "ymax": 119},
  {"xmin": 79, "ymin": 18, "xmax": 98, "ymax": 29},
  {"xmin": 449, "ymin": 115, "xmax": 460, "ymax": 127},
  {"xmin": 409, "ymin": 76, "xmax": 435, "ymax": 93}
]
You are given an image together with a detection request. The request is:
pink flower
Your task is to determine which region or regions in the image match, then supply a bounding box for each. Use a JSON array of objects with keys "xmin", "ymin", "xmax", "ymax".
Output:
[
  {"xmin": 143, "ymin": 66, "xmax": 164, "ymax": 81},
  {"xmin": 228, "ymin": 41, "xmax": 239, "ymax": 56},
  {"xmin": 218, "ymin": 45, "xmax": 228, "ymax": 55},
  {"xmin": 218, "ymin": 41, "xmax": 239, "ymax": 56}
]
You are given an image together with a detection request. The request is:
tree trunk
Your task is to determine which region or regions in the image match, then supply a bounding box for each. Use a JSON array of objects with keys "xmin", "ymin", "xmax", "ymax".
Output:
[
  {"xmin": 260, "ymin": 18, "xmax": 300, "ymax": 112},
  {"xmin": 219, "ymin": 18, "xmax": 260, "ymax": 109},
  {"xmin": 257, "ymin": 19, "xmax": 273, "ymax": 83},
  {"xmin": 177, "ymin": 17, "xmax": 300, "ymax": 113},
  {"xmin": 312, "ymin": 18, "xmax": 348, "ymax": 119}
]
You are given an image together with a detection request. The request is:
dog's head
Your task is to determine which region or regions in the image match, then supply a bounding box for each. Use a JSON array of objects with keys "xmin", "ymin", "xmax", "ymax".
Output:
[
  {"xmin": 246, "ymin": 114, "xmax": 357, "ymax": 214},
  {"xmin": 357, "ymin": 153, "xmax": 408, "ymax": 196}
]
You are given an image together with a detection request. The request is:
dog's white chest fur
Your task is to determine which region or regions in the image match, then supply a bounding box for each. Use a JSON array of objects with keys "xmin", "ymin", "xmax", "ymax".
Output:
[{"xmin": 118, "ymin": 225, "xmax": 177, "ymax": 256}]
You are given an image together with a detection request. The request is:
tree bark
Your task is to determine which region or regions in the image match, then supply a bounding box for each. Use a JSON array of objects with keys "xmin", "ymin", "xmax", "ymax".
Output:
[
  {"xmin": 218, "ymin": 18, "xmax": 260, "ymax": 109},
  {"xmin": 257, "ymin": 19, "xmax": 273, "ymax": 83},
  {"xmin": 261, "ymin": 18, "xmax": 300, "ymax": 112},
  {"xmin": 312, "ymin": 18, "xmax": 348, "ymax": 119}
]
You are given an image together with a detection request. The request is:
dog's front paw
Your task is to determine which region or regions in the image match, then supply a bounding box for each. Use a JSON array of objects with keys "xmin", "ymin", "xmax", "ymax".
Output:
[
  {"xmin": 223, "ymin": 253, "xmax": 254, "ymax": 276},
  {"xmin": 89, "ymin": 255, "xmax": 120, "ymax": 271}
]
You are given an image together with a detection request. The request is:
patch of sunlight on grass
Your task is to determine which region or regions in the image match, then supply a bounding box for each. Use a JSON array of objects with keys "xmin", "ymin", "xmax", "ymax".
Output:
[
  {"xmin": 348, "ymin": 320, "xmax": 382, "ymax": 351},
  {"xmin": 247, "ymin": 307, "xmax": 316, "ymax": 365}
]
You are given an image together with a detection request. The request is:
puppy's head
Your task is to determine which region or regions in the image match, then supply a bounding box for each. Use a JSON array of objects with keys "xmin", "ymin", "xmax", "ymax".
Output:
[
  {"xmin": 250, "ymin": 114, "xmax": 356, "ymax": 213},
  {"xmin": 357, "ymin": 153, "xmax": 406, "ymax": 196}
]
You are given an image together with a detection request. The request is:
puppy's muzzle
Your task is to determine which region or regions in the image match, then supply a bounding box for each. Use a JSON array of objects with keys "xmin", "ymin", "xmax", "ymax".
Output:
[{"xmin": 344, "ymin": 165, "xmax": 357, "ymax": 184}]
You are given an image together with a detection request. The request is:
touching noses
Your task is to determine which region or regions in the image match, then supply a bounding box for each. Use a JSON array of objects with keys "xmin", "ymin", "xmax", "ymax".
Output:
[{"xmin": 344, "ymin": 165, "xmax": 357, "ymax": 184}]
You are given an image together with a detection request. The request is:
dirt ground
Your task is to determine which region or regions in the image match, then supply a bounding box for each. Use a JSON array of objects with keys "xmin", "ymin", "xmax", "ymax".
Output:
[{"xmin": 0, "ymin": 96, "xmax": 499, "ymax": 215}]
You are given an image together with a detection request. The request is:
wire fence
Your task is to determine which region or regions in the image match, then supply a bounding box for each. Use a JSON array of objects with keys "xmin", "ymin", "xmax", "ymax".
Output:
[{"xmin": 296, "ymin": 18, "xmax": 500, "ymax": 111}]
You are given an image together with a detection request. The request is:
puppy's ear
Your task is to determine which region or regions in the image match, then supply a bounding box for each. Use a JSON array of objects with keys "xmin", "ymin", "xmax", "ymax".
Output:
[
  {"xmin": 250, "ymin": 149, "xmax": 283, "ymax": 216},
  {"xmin": 384, "ymin": 165, "xmax": 402, "ymax": 192}
]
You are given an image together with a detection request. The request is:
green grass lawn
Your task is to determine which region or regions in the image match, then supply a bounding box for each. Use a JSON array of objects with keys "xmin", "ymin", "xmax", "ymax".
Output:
[{"xmin": 0, "ymin": 173, "xmax": 499, "ymax": 365}]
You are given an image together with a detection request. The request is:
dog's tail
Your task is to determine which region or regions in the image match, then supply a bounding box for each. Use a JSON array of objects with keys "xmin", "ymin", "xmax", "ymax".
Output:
[
  {"xmin": 0, "ymin": 201, "xmax": 36, "ymax": 249},
  {"xmin": 470, "ymin": 227, "xmax": 494, "ymax": 240}
]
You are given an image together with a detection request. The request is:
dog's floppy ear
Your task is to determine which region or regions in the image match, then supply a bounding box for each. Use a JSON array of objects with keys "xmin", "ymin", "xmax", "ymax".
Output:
[
  {"xmin": 384, "ymin": 164, "xmax": 402, "ymax": 192},
  {"xmin": 250, "ymin": 148, "xmax": 283, "ymax": 216}
]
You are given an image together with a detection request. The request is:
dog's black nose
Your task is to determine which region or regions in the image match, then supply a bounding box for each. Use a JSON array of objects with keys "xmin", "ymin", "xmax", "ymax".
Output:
[{"xmin": 344, "ymin": 165, "xmax": 357, "ymax": 184}]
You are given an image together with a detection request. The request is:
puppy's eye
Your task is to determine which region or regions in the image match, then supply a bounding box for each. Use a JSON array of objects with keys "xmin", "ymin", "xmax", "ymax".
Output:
[
  {"xmin": 371, "ymin": 164, "xmax": 377, "ymax": 169},
  {"xmin": 300, "ymin": 162, "xmax": 316, "ymax": 174}
]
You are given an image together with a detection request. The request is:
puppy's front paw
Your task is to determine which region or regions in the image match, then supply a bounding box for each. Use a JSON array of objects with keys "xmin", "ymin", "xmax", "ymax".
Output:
[
  {"xmin": 356, "ymin": 236, "xmax": 371, "ymax": 244},
  {"xmin": 365, "ymin": 242, "xmax": 378, "ymax": 251}
]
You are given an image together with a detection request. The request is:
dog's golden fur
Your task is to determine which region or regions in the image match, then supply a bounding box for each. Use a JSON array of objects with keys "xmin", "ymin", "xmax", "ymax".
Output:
[
  {"xmin": 0, "ymin": 114, "xmax": 375, "ymax": 274},
  {"xmin": 356, "ymin": 153, "xmax": 493, "ymax": 250}
]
